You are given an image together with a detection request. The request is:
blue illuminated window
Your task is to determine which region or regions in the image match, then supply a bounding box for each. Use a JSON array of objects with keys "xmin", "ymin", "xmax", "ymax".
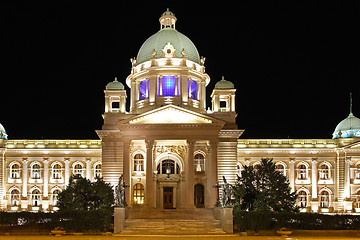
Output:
[
  {"xmin": 162, "ymin": 76, "xmax": 175, "ymax": 97},
  {"xmin": 139, "ymin": 80, "xmax": 147, "ymax": 100},
  {"xmin": 190, "ymin": 80, "xmax": 197, "ymax": 100}
]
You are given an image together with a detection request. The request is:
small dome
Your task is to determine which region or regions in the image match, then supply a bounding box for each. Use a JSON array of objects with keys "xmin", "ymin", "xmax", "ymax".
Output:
[
  {"xmin": 215, "ymin": 76, "xmax": 234, "ymax": 89},
  {"xmin": 106, "ymin": 77, "xmax": 124, "ymax": 90},
  {"xmin": 332, "ymin": 113, "xmax": 360, "ymax": 139},
  {"xmin": 0, "ymin": 123, "xmax": 8, "ymax": 139}
]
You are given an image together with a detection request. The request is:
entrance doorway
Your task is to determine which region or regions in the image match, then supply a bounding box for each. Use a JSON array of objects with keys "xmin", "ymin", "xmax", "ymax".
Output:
[
  {"xmin": 163, "ymin": 187, "xmax": 173, "ymax": 209},
  {"xmin": 194, "ymin": 184, "xmax": 204, "ymax": 208}
]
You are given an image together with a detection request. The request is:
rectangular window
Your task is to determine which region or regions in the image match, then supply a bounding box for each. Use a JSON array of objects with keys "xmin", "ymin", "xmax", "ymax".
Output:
[
  {"xmin": 139, "ymin": 80, "xmax": 147, "ymax": 100},
  {"xmin": 220, "ymin": 100, "xmax": 227, "ymax": 108},
  {"xmin": 162, "ymin": 76, "xmax": 175, "ymax": 97},
  {"xmin": 112, "ymin": 101, "xmax": 120, "ymax": 109},
  {"xmin": 190, "ymin": 80, "xmax": 197, "ymax": 100}
]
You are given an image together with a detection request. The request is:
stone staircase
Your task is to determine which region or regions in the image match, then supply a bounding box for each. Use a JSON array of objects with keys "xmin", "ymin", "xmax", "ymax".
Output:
[{"xmin": 121, "ymin": 208, "xmax": 226, "ymax": 235}]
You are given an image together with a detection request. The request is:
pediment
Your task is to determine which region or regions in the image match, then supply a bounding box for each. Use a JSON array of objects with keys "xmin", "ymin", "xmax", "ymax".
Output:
[{"xmin": 120, "ymin": 105, "xmax": 223, "ymax": 126}]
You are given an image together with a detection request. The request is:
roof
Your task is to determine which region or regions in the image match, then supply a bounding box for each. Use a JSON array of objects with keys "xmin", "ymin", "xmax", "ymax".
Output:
[
  {"xmin": 215, "ymin": 76, "xmax": 234, "ymax": 89},
  {"xmin": 106, "ymin": 78, "xmax": 124, "ymax": 90},
  {"xmin": 0, "ymin": 123, "xmax": 8, "ymax": 139},
  {"xmin": 332, "ymin": 112, "xmax": 360, "ymax": 139}
]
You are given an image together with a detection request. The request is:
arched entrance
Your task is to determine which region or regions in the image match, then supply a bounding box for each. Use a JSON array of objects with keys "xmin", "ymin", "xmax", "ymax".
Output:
[{"xmin": 194, "ymin": 184, "xmax": 204, "ymax": 208}]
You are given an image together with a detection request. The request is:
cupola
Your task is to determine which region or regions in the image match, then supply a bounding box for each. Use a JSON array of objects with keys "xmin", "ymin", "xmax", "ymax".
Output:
[
  {"xmin": 104, "ymin": 77, "xmax": 127, "ymax": 113},
  {"xmin": 333, "ymin": 94, "xmax": 360, "ymax": 139},
  {"xmin": 211, "ymin": 76, "xmax": 236, "ymax": 113},
  {"xmin": 159, "ymin": 8, "xmax": 177, "ymax": 29},
  {"xmin": 0, "ymin": 123, "xmax": 8, "ymax": 139}
]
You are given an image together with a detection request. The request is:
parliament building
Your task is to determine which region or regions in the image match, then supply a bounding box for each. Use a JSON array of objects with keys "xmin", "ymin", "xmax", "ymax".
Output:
[{"xmin": 1, "ymin": 10, "xmax": 360, "ymax": 213}]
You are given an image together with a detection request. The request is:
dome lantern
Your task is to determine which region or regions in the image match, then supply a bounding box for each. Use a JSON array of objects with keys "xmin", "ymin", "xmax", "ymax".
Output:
[{"xmin": 159, "ymin": 8, "xmax": 177, "ymax": 30}]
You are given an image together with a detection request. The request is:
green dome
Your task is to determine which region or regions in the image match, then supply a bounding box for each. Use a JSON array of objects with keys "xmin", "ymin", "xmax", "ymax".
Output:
[
  {"xmin": 333, "ymin": 113, "xmax": 360, "ymax": 139},
  {"xmin": 106, "ymin": 78, "xmax": 124, "ymax": 90},
  {"xmin": 0, "ymin": 123, "xmax": 8, "ymax": 139},
  {"xmin": 215, "ymin": 76, "xmax": 234, "ymax": 89},
  {"xmin": 136, "ymin": 28, "xmax": 200, "ymax": 65}
]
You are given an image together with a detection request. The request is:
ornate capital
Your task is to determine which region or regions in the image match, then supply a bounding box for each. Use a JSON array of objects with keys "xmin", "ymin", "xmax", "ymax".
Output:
[{"xmin": 145, "ymin": 139, "xmax": 154, "ymax": 149}]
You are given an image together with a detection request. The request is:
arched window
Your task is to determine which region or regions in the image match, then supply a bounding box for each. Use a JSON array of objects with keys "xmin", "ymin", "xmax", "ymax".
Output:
[
  {"xmin": 297, "ymin": 163, "xmax": 308, "ymax": 180},
  {"xmin": 52, "ymin": 189, "xmax": 61, "ymax": 206},
  {"xmin": 275, "ymin": 163, "xmax": 286, "ymax": 176},
  {"xmin": 157, "ymin": 159, "xmax": 180, "ymax": 175},
  {"xmin": 319, "ymin": 190, "xmax": 330, "ymax": 208},
  {"xmin": 194, "ymin": 154, "xmax": 205, "ymax": 172},
  {"xmin": 10, "ymin": 189, "xmax": 20, "ymax": 206},
  {"xmin": 319, "ymin": 163, "xmax": 330, "ymax": 180},
  {"xmin": 94, "ymin": 163, "xmax": 102, "ymax": 178},
  {"xmin": 10, "ymin": 163, "xmax": 21, "ymax": 179},
  {"xmin": 31, "ymin": 189, "xmax": 41, "ymax": 206},
  {"xmin": 133, "ymin": 183, "xmax": 144, "ymax": 205},
  {"xmin": 73, "ymin": 163, "xmax": 83, "ymax": 177},
  {"xmin": 298, "ymin": 190, "xmax": 308, "ymax": 208},
  {"xmin": 134, "ymin": 154, "xmax": 144, "ymax": 172},
  {"xmin": 52, "ymin": 164, "xmax": 62, "ymax": 179},
  {"xmin": 31, "ymin": 163, "xmax": 41, "ymax": 179}
]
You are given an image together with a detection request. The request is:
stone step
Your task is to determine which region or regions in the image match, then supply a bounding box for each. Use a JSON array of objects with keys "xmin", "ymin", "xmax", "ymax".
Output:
[{"xmin": 122, "ymin": 208, "xmax": 226, "ymax": 235}]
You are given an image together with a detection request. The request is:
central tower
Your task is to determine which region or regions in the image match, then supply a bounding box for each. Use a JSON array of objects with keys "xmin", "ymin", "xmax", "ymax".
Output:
[{"xmin": 126, "ymin": 9, "xmax": 210, "ymax": 114}]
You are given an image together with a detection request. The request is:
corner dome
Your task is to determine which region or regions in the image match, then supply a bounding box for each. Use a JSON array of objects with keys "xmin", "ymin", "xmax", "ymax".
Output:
[
  {"xmin": 333, "ymin": 113, "xmax": 360, "ymax": 139},
  {"xmin": 106, "ymin": 77, "xmax": 124, "ymax": 90},
  {"xmin": 135, "ymin": 10, "xmax": 200, "ymax": 65},
  {"xmin": 215, "ymin": 76, "xmax": 234, "ymax": 89},
  {"xmin": 0, "ymin": 123, "xmax": 8, "ymax": 139}
]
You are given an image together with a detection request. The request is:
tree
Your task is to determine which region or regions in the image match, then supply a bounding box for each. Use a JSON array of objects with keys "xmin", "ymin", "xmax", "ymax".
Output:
[
  {"xmin": 233, "ymin": 158, "xmax": 298, "ymax": 212},
  {"xmin": 56, "ymin": 175, "xmax": 114, "ymax": 231},
  {"xmin": 57, "ymin": 175, "xmax": 114, "ymax": 211}
]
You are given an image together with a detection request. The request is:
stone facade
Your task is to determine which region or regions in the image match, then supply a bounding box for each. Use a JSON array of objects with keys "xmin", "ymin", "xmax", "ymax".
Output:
[{"xmin": 1, "ymin": 9, "xmax": 360, "ymax": 213}]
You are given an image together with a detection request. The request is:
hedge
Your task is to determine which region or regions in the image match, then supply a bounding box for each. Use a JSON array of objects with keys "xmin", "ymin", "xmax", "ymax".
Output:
[
  {"xmin": 234, "ymin": 210, "xmax": 360, "ymax": 231},
  {"xmin": 0, "ymin": 209, "xmax": 112, "ymax": 232}
]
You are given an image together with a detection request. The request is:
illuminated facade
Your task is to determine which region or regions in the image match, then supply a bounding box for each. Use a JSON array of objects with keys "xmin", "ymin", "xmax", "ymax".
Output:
[{"xmin": 1, "ymin": 9, "xmax": 360, "ymax": 213}]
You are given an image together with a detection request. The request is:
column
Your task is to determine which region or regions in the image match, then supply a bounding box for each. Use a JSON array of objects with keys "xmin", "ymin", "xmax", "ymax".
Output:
[
  {"xmin": 231, "ymin": 94, "xmax": 236, "ymax": 112},
  {"xmin": 202, "ymin": 82, "xmax": 206, "ymax": 110},
  {"xmin": 64, "ymin": 159, "xmax": 70, "ymax": 186},
  {"xmin": 181, "ymin": 76, "xmax": 188, "ymax": 104},
  {"xmin": 206, "ymin": 140, "xmax": 218, "ymax": 207},
  {"xmin": 43, "ymin": 159, "xmax": 49, "ymax": 197},
  {"xmin": 22, "ymin": 158, "xmax": 28, "ymax": 197},
  {"xmin": 289, "ymin": 158, "xmax": 295, "ymax": 192},
  {"xmin": 312, "ymin": 158, "xmax": 318, "ymax": 199},
  {"xmin": 145, "ymin": 139, "xmax": 155, "ymax": 207},
  {"xmin": 186, "ymin": 139, "xmax": 195, "ymax": 207},
  {"xmin": 86, "ymin": 158, "xmax": 91, "ymax": 180},
  {"xmin": 122, "ymin": 140, "xmax": 131, "ymax": 206},
  {"xmin": 130, "ymin": 82, "xmax": 136, "ymax": 113},
  {"xmin": 149, "ymin": 76, "xmax": 156, "ymax": 104}
]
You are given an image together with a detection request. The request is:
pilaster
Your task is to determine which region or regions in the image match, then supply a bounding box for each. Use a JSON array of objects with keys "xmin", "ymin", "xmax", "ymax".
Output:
[
  {"xmin": 22, "ymin": 158, "xmax": 28, "ymax": 198},
  {"xmin": 43, "ymin": 159, "xmax": 49, "ymax": 197},
  {"xmin": 64, "ymin": 158, "xmax": 70, "ymax": 186},
  {"xmin": 311, "ymin": 158, "xmax": 318, "ymax": 199}
]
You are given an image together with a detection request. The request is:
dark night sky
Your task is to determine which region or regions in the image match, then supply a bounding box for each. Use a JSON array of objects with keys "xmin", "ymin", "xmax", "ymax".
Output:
[{"xmin": 1, "ymin": 2, "xmax": 359, "ymax": 140}]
